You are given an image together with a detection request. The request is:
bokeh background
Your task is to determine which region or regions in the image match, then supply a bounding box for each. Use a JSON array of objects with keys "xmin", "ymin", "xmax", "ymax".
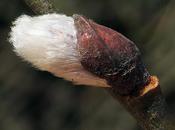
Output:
[{"xmin": 0, "ymin": 0, "xmax": 175, "ymax": 130}]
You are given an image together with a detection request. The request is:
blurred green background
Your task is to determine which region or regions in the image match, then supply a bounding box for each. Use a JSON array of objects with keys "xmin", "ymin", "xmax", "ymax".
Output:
[{"xmin": 0, "ymin": 0, "xmax": 175, "ymax": 130}]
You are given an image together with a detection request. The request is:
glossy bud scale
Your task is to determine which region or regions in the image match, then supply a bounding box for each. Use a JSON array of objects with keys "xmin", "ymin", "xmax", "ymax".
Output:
[{"xmin": 74, "ymin": 15, "xmax": 150, "ymax": 95}]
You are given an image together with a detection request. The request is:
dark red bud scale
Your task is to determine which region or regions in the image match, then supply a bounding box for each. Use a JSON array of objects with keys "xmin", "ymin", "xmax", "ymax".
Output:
[{"xmin": 73, "ymin": 14, "xmax": 150, "ymax": 95}]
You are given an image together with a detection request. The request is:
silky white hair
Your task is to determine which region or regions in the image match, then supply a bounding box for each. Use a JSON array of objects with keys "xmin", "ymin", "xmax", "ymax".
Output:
[{"xmin": 9, "ymin": 13, "xmax": 109, "ymax": 88}]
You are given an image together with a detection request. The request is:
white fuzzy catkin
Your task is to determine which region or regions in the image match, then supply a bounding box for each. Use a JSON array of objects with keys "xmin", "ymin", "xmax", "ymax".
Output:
[{"xmin": 9, "ymin": 13, "xmax": 109, "ymax": 88}]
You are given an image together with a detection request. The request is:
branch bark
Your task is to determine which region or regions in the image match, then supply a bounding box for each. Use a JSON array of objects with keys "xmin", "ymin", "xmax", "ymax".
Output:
[
  {"xmin": 108, "ymin": 76, "xmax": 174, "ymax": 130},
  {"xmin": 23, "ymin": 0, "xmax": 174, "ymax": 129},
  {"xmin": 24, "ymin": 0, "xmax": 55, "ymax": 14}
]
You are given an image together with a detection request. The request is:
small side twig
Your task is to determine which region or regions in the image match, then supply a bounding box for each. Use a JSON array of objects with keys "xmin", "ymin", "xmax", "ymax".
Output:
[{"xmin": 24, "ymin": 0, "xmax": 55, "ymax": 14}]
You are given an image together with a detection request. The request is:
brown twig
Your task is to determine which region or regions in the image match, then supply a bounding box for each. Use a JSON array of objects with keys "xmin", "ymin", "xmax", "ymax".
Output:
[
  {"xmin": 23, "ymin": 0, "xmax": 174, "ymax": 129},
  {"xmin": 108, "ymin": 76, "xmax": 174, "ymax": 130},
  {"xmin": 24, "ymin": 0, "xmax": 55, "ymax": 14}
]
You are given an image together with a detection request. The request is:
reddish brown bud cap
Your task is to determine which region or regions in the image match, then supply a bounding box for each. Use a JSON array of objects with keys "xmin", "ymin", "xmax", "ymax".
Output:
[{"xmin": 73, "ymin": 14, "xmax": 150, "ymax": 95}]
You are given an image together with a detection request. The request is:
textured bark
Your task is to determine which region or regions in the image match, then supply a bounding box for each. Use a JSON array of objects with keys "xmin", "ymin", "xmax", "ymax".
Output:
[
  {"xmin": 108, "ymin": 76, "xmax": 174, "ymax": 130},
  {"xmin": 24, "ymin": 0, "xmax": 55, "ymax": 14}
]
